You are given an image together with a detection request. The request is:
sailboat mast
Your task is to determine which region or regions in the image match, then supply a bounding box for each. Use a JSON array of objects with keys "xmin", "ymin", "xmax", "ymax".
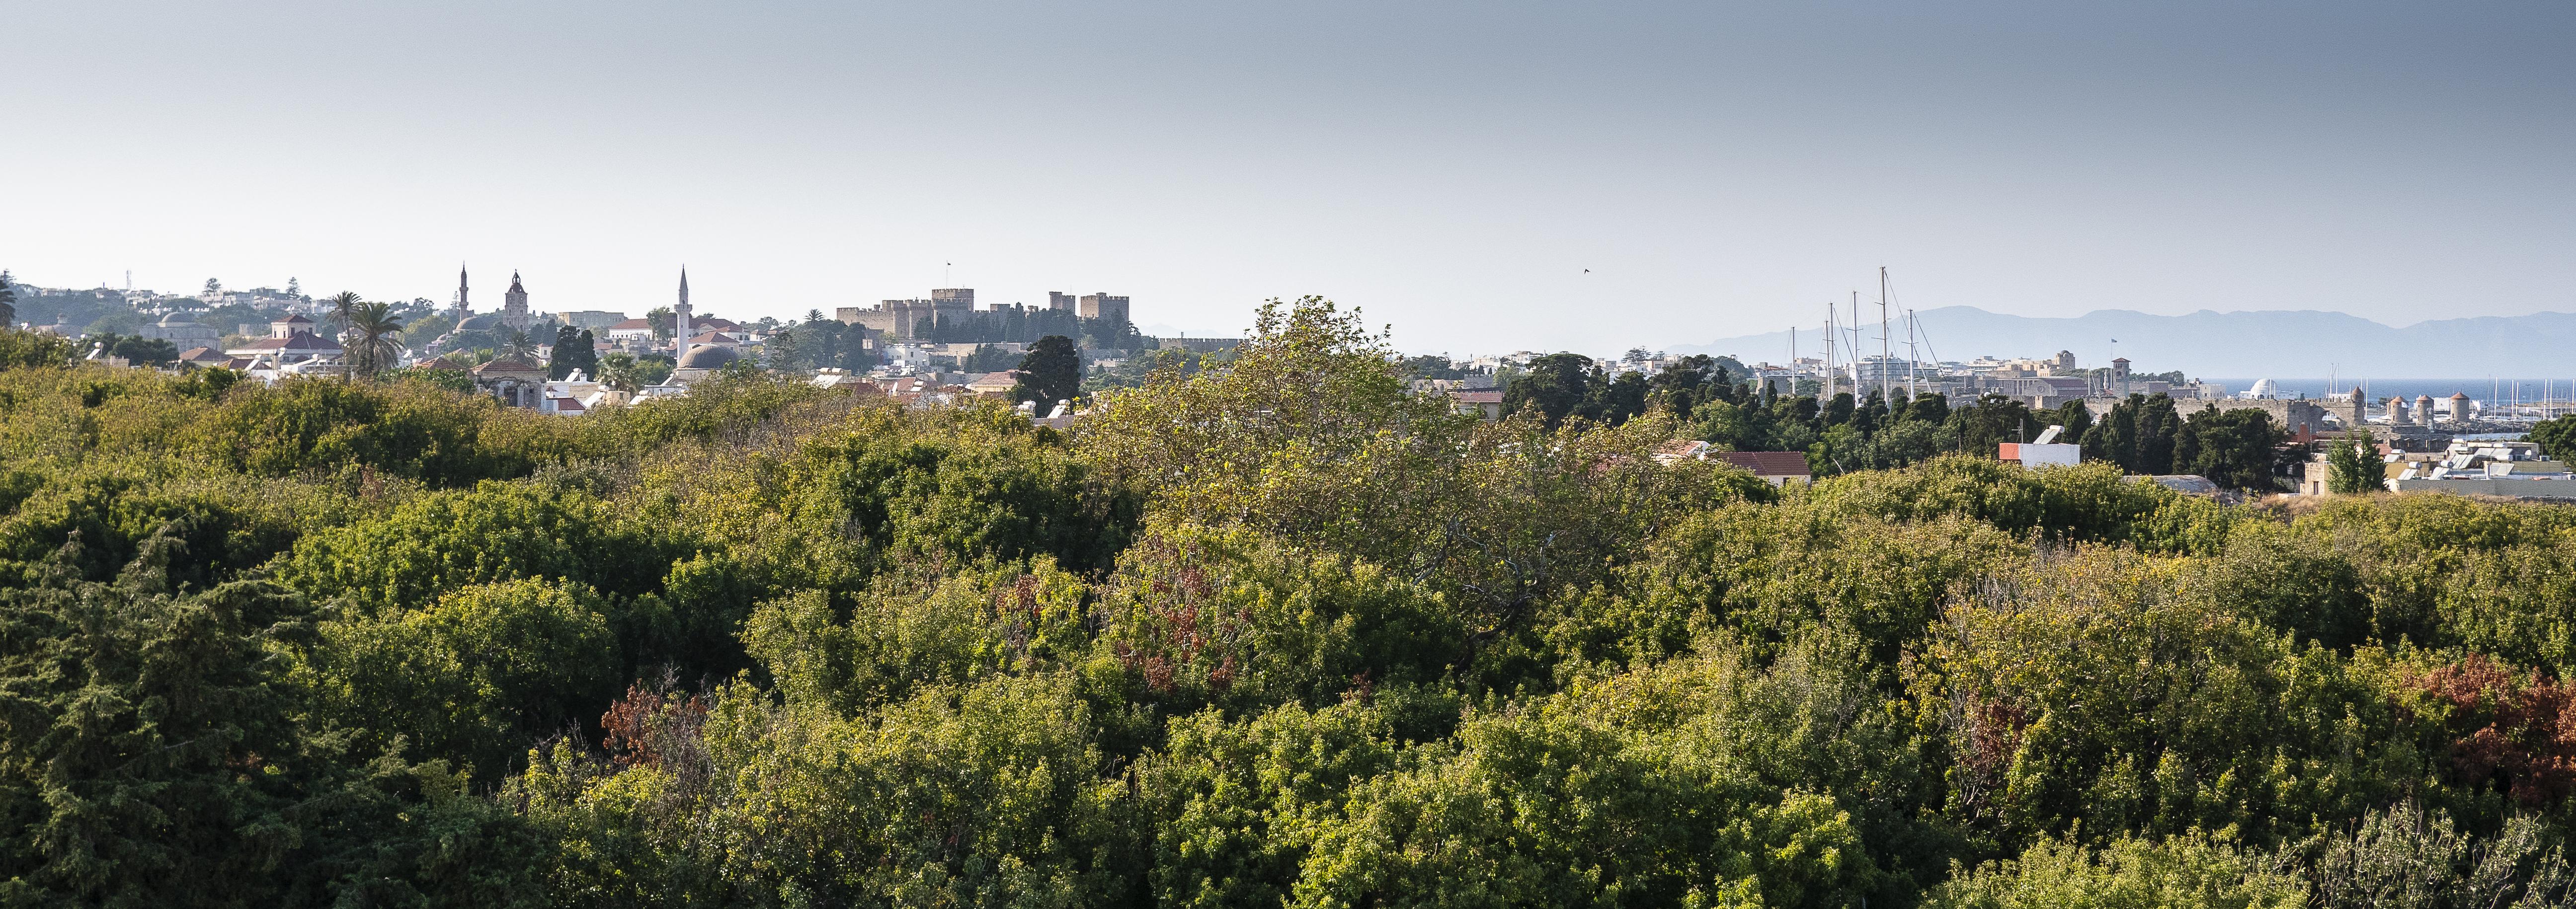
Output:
[
  {"xmin": 1849, "ymin": 292, "xmax": 1862, "ymax": 393},
  {"xmin": 1877, "ymin": 267, "xmax": 1892, "ymax": 405},
  {"xmin": 1827, "ymin": 307, "xmax": 1839, "ymax": 399},
  {"xmin": 1906, "ymin": 309, "xmax": 1921, "ymax": 398},
  {"xmin": 1826, "ymin": 312, "xmax": 1838, "ymax": 399},
  {"xmin": 1821, "ymin": 308, "xmax": 1832, "ymax": 399}
]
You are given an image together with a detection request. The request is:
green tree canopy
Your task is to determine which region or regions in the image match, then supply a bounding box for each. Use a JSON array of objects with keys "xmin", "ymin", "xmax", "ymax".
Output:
[
  {"xmin": 2327, "ymin": 432, "xmax": 2380, "ymax": 495},
  {"xmin": 2531, "ymin": 415, "xmax": 2576, "ymax": 463},
  {"xmin": 4, "ymin": 303, "xmax": 2576, "ymax": 907},
  {"xmin": 1015, "ymin": 334, "xmax": 1082, "ymax": 406}
]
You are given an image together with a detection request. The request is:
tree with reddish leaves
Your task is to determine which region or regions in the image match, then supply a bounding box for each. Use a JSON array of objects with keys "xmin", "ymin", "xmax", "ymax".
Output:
[{"xmin": 2413, "ymin": 655, "xmax": 2576, "ymax": 806}]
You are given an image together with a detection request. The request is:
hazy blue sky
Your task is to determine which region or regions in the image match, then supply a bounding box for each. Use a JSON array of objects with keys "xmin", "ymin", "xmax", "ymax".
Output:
[{"xmin": 3, "ymin": 1, "xmax": 2569, "ymax": 354}]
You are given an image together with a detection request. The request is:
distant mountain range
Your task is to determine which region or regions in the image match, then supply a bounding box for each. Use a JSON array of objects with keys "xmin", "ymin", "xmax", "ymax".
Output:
[{"xmin": 1672, "ymin": 306, "xmax": 2576, "ymax": 380}]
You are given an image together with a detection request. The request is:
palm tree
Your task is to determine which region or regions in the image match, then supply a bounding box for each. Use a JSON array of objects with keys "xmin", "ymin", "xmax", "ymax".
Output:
[
  {"xmin": 346, "ymin": 300, "xmax": 406, "ymax": 379},
  {"xmin": 326, "ymin": 291, "xmax": 362, "ymax": 379},
  {"xmin": 595, "ymin": 351, "xmax": 640, "ymax": 394},
  {"xmin": 502, "ymin": 329, "xmax": 537, "ymax": 361}
]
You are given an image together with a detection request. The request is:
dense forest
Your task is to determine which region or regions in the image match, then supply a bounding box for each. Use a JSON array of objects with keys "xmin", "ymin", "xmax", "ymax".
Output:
[{"xmin": 7, "ymin": 299, "xmax": 2576, "ymax": 907}]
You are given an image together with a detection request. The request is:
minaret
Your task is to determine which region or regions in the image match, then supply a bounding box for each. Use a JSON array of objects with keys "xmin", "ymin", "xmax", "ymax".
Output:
[
  {"xmin": 673, "ymin": 268, "xmax": 693, "ymax": 355},
  {"xmin": 451, "ymin": 264, "xmax": 471, "ymax": 316},
  {"xmin": 503, "ymin": 271, "xmax": 530, "ymax": 333}
]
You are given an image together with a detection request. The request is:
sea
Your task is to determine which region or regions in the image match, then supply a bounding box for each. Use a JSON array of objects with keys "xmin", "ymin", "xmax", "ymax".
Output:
[{"xmin": 2205, "ymin": 378, "xmax": 2576, "ymax": 407}]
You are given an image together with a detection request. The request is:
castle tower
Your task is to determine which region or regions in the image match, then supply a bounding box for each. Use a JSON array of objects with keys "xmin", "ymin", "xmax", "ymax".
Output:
[
  {"xmin": 673, "ymin": 268, "xmax": 693, "ymax": 354},
  {"xmin": 1078, "ymin": 292, "xmax": 1131, "ymax": 324},
  {"xmin": 451, "ymin": 264, "xmax": 470, "ymax": 316},
  {"xmin": 503, "ymin": 272, "xmax": 530, "ymax": 333}
]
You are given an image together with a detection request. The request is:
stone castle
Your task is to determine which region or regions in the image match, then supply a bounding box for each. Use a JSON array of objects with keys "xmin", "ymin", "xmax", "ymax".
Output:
[{"xmin": 836, "ymin": 289, "xmax": 1128, "ymax": 341}]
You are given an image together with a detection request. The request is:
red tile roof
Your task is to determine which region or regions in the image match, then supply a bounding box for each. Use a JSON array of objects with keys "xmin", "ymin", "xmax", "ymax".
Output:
[{"xmin": 1719, "ymin": 452, "xmax": 1812, "ymax": 476}]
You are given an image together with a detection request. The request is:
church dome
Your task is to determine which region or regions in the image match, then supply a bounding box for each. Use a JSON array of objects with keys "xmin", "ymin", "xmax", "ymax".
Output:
[
  {"xmin": 158, "ymin": 311, "xmax": 199, "ymax": 326},
  {"xmin": 676, "ymin": 344, "xmax": 740, "ymax": 370}
]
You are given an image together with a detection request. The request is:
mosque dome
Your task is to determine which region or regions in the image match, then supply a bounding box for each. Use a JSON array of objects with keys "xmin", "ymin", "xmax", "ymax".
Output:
[
  {"xmin": 676, "ymin": 344, "xmax": 739, "ymax": 371},
  {"xmin": 158, "ymin": 311, "xmax": 199, "ymax": 326},
  {"xmin": 457, "ymin": 312, "xmax": 504, "ymax": 331}
]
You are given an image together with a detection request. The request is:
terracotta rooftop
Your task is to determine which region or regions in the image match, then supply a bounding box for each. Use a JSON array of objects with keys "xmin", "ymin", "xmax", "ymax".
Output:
[{"xmin": 1719, "ymin": 451, "xmax": 1813, "ymax": 476}]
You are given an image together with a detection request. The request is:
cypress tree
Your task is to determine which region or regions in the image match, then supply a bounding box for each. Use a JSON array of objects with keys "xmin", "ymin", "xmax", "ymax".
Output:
[
  {"xmin": 1014, "ymin": 335, "xmax": 1084, "ymax": 407},
  {"xmin": 2328, "ymin": 433, "xmax": 2379, "ymax": 494},
  {"xmin": 2054, "ymin": 398, "xmax": 2093, "ymax": 446}
]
